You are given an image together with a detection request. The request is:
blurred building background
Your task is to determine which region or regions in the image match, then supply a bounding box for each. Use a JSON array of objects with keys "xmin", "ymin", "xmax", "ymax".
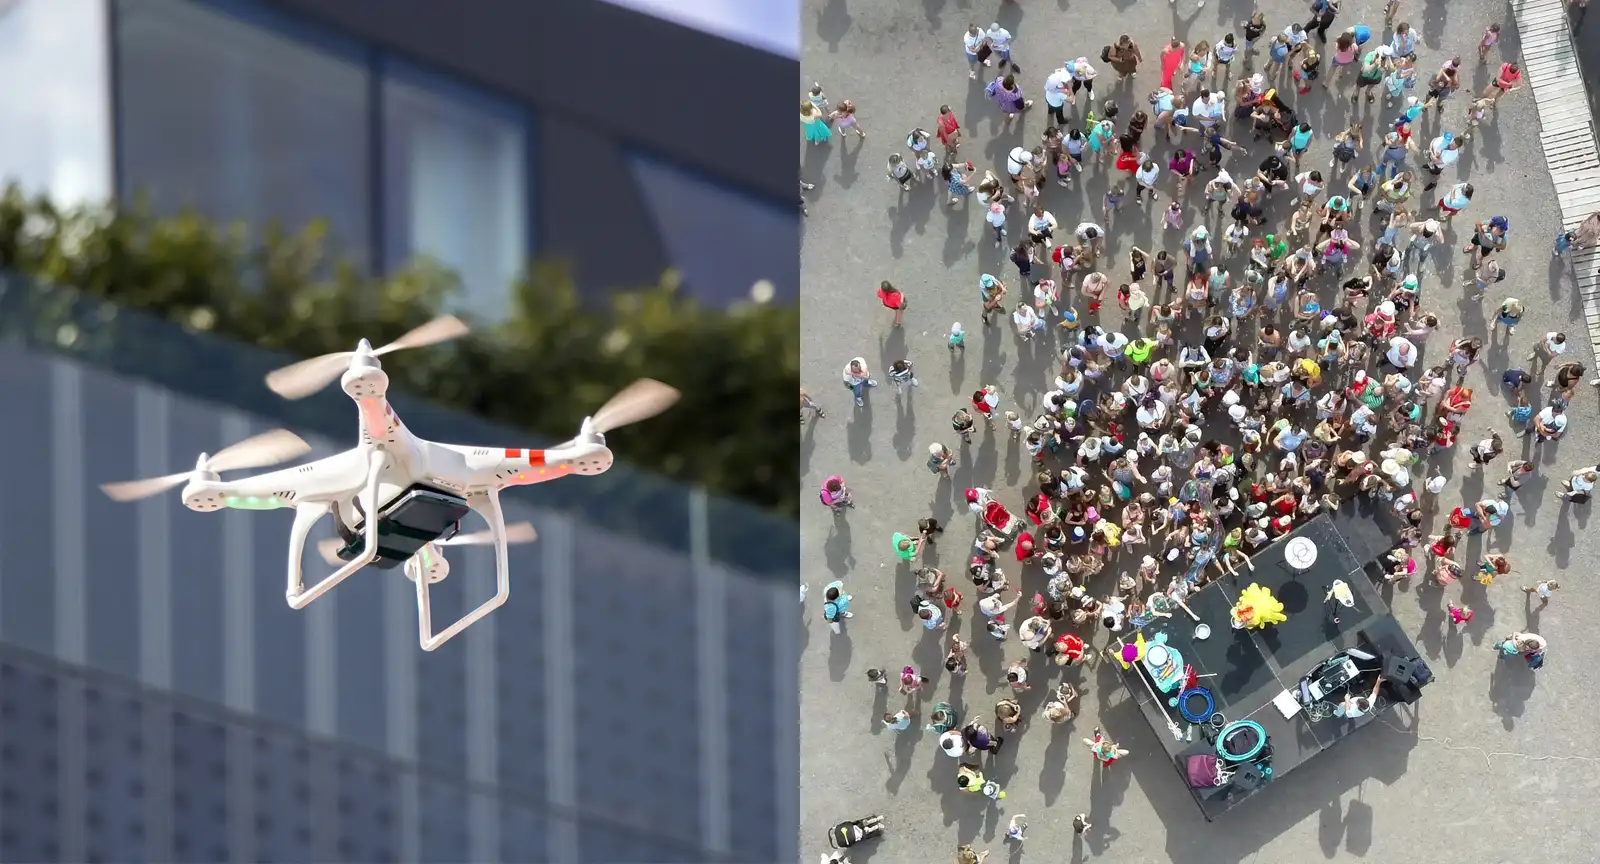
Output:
[
  {"xmin": 0, "ymin": 0, "xmax": 799, "ymax": 314},
  {"xmin": 0, "ymin": 0, "xmax": 798, "ymax": 862}
]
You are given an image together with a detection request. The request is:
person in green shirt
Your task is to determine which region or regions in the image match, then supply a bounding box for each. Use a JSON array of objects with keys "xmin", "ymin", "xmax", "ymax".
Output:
[
  {"xmin": 1126, "ymin": 337, "xmax": 1156, "ymax": 366},
  {"xmin": 892, "ymin": 533, "xmax": 921, "ymax": 561},
  {"xmin": 1262, "ymin": 233, "xmax": 1289, "ymax": 262}
]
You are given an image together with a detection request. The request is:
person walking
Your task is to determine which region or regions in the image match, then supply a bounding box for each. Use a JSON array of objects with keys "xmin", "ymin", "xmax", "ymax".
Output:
[
  {"xmin": 1557, "ymin": 466, "xmax": 1597, "ymax": 503},
  {"xmin": 800, "ymin": 388, "xmax": 827, "ymax": 422},
  {"xmin": 1522, "ymin": 580, "xmax": 1561, "ymax": 605},
  {"xmin": 1496, "ymin": 632, "xmax": 1548, "ymax": 669},
  {"xmin": 1526, "ymin": 331, "xmax": 1569, "ymax": 375},
  {"xmin": 821, "ymin": 580, "xmax": 853, "ymax": 633},
  {"xmin": 1306, "ymin": 0, "xmax": 1341, "ymax": 43}
]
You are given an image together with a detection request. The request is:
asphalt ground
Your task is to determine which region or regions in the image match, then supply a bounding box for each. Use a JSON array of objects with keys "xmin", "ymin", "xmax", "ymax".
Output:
[{"xmin": 800, "ymin": 1, "xmax": 1600, "ymax": 862}]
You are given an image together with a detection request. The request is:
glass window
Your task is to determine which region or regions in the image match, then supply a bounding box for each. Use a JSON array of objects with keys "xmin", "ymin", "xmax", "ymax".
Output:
[
  {"xmin": 627, "ymin": 152, "xmax": 798, "ymax": 306},
  {"xmin": 114, "ymin": 0, "xmax": 372, "ymax": 262},
  {"xmin": 381, "ymin": 61, "xmax": 530, "ymax": 319},
  {"xmin": 0, "ymin": 0, "xmax": 113, "ymax": 204}
]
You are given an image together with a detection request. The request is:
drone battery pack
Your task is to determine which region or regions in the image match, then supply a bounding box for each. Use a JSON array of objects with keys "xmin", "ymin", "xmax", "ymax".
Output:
[{"xmin": 335, "ymin": 486, "xmax": 471, "ymax": 569}]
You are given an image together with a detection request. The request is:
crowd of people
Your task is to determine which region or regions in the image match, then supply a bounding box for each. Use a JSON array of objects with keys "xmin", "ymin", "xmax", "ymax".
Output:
[{"xmin": 803, "ymin": 5, "xmax": 1599, "ymax": 860}]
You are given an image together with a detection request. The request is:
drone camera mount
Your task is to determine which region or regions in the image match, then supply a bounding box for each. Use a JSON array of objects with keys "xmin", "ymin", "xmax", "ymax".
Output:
[{"xmin": 332, "ymin": 484, "xmax": 471, "ymax": 570}]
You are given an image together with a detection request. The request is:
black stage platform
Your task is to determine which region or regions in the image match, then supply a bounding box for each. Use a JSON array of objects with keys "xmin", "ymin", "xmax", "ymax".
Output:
[{"xmin": 1116, "ymin": 509, "xmax": 1423, "ymax": 820}]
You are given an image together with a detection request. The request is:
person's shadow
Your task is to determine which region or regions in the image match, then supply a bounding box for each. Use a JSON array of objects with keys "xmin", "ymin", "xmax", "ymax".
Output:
[
  {"xmin": 815, "ymin": 0, "xmax": 852, "ymax": 53},
  {"xmin": 1487, "ymin": 649, "xmax": 1537, "ymax": 730}
]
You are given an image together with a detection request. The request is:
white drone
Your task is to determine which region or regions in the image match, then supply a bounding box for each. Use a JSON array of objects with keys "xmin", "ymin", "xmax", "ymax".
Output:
[{"xmin": 99, "ymin": 316, "xmax": 680, "ymax": 650}]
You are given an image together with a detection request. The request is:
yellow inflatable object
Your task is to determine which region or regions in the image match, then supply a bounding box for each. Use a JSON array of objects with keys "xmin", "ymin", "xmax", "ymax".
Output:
[
  {"xmin": 1231, "ymin": 583, "xmax": 1287, "ymax": 630},
  {"xmin": 1116, "ymin": 631, "xmax": 1148, "ymax": 669}
]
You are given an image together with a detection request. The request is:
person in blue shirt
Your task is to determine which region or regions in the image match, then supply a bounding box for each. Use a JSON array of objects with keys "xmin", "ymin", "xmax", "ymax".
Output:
[{"xmin": 822, "ymin": 580, "xmax": 853, "ymax": 632}]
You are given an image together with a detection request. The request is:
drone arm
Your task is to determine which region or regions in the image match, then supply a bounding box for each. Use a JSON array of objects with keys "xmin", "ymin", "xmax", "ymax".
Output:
[
  {"xmin": 416, "ymin": 488, "xmax": 510, "ymax": 651},
  {"xmin": 469, "ymin": 440, "xmax": 615, "ymax": 489},
  {"xmin": 286, "ymin": 449, "xmax": 389, "ymax": 610}
]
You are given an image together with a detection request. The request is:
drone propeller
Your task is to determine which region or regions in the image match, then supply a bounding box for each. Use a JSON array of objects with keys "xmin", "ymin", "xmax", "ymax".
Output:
[
  {"xmin": 314, "ymin": 521, "xmax": 537, "ymax": 565},
  {"xmin": 265, "ymin": 315, "xmax": 469, "ymax": 400},
  {"xmin": 100, "ymin": 429, "xmax": 311, "ymax": 503},
  {"xmin": 583, "ymin": 379, "xmax": 681, "ymax": 435},
  {"xmin": 439, "ymin": 522, "xmax": 538, "ymax": 546}
]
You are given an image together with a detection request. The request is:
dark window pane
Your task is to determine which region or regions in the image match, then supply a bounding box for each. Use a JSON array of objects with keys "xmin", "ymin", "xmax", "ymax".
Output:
[
  {"xmin": 114, "ymin": 0, "xmax": 372, "ymax": 261},
  {"xmin": 626, "ymin": 151, "xmax": 798, "ymax": 306},
  {"xmin": 381, "ymin": 60, "xmax": 530, "ymax": 318}
]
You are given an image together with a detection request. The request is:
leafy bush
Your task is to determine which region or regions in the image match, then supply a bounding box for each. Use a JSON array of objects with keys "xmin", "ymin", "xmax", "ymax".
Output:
[{"xmin": 0, "ymin": 184, "xmax": 799, "ymax": 516}]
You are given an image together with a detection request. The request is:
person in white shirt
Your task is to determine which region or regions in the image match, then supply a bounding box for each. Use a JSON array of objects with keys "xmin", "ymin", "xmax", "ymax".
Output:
[
  {"xmin": 963, "ymin": 25, "xmax": 992, "ymax": 79},
  {"xmin": 1559, "ymin": 467, "xmax": 1596, "ymax": 502},
  {"xmin": 1385, "ymin": 335, "xmax": 1417, "ymax": 370},
  {"xmin": 1335, "ymin": 676, "xmax": 1385, "ymax": 719},
  {"xmin": 986, "ymin": 23, "xmax": 1015, "ymax": 66},
  {"xmin": 1526, "ymin": 330, "xmax": 1568, "ymax": 373},
  {"xmin": 1133, "ymin": 159, "xmax": 1162, "ymax": 202},
  {"xmin": 1006, "ymin": 145, "xmax": 1035, "ymax": 180},
  {"xmin": 1044, "ymin": 68, "xmax": 1074, "ymax": 125},
  {"xmin": 1028, "ymin": 205, "xmax": 1059, "ymax": 247},
  {"xmin": 1065, "ymin": 58, "xmax": 1098, "ymax": 105},
  {"xmin": 1013, "ymin": 303, "xmax": 1044, "ymax": 339},
  {"xmin": 1098, "ymin": 330, "xmax": 1130, "ymax": 362},
  {"xmin": 1283, "ymin": 23, "xmax": 1309, "ymax": 52},
  {"xmin": 1075, "ymin": 222, "xmax": 1107, "ymax": 259},
  {"xmin": 1423, "ymin": 134, "xmax": 1463, "ymax": 191},
  {"xmin": 987, "ymin": 202, "xmax": 1009, "ymax": 247},
  {"xmin": 842, "ymin": 357, "xmax": 877, "ymax": 406}
]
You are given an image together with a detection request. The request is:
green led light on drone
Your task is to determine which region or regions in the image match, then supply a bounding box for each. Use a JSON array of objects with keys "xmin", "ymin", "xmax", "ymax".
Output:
[{"xmin": 225, "ymin": 495, "xmax": 283, "ymax": 510}]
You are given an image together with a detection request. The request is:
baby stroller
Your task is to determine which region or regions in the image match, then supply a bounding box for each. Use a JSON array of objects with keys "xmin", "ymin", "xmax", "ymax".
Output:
[
  {"xmin": 983, "ymin": 499, "xmax": 1021, "ymax": 538},
  {"xmin": 827, "ymin": 814, "xmax": 886, "ymax": 851}
]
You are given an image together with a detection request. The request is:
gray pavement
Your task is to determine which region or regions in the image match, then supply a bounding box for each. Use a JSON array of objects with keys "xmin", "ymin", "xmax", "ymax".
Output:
[{"xmin": 800, "ymin": 1, "xmax": 1600, "ymax": 862}]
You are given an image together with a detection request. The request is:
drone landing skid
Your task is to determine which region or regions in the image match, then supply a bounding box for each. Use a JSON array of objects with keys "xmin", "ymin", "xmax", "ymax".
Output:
[{"xmin": 286, "ymin": 451, "xmax": 511, "ymax": 651}]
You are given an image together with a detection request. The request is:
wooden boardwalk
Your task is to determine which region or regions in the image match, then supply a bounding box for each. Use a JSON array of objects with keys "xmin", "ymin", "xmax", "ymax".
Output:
[{"xmin": 1512, "ymin": 0, "xmax": 1600, "ymax": 361}]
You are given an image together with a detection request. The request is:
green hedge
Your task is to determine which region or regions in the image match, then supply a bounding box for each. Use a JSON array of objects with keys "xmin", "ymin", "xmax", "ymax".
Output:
[{"xmin": 0, "ymin": 184, "xmax": 799, "ymax": 517}]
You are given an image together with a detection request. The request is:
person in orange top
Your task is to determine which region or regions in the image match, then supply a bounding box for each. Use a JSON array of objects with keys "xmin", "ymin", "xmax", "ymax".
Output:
[
  {"xmin": 1482, "ymin": 62, "xmax": 1522, "ymax": 103},
  {"xmin": 1159, "ymin": 38, "xmax": 1186, "ymax": 90},
  {"xmin": 936, "ymin": 104, "xmax": 962, "ymax": 156},
  {"xmin": 876, "ymin": 280, "xmax": 908, "ymax": 327}
]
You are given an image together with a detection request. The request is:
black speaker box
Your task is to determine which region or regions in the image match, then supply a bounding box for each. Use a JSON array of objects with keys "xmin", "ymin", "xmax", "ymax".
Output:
[
  {"xmin": 1381, "ymin": 653, "xmax": 1418, "ymax": 683},
  {"xmin": 1231, "ymin": 762, "xmax": 1265, "ymax": 791}
]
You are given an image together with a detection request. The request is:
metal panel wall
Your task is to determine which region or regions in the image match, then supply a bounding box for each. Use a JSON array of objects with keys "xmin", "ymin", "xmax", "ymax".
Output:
[{"xmin": 0, "ymin": 336, "xmax": 793, "ymax": 863}]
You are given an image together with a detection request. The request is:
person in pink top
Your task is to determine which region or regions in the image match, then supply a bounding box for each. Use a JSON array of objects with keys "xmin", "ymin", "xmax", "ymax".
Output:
[{"xmin": 1160, "ymin": 38, "xmax": 1186, "ymax": 90}]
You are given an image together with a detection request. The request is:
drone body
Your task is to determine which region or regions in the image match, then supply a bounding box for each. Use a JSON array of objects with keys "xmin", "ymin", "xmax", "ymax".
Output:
[{"xmin": 101, "ymin": 317, "xmax": 678, "ymax": 650}]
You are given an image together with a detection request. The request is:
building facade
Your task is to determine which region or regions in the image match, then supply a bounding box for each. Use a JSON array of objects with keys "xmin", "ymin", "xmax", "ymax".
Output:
[
  {"xmin": 0, "ymin": 273, "xmax": 797, "ymax": 862},
  {"xmin": 0, "ymin": 0, "xmax": 799, "ymax": 314}
]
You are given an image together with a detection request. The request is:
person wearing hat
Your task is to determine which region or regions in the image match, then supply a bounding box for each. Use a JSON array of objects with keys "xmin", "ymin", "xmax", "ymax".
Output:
[{"xmin": 1407, "ymin": 217, "xmax": 1442, "ymax": 260}]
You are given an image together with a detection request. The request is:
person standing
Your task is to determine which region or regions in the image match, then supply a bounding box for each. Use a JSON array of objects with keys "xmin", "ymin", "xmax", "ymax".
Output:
[
  {"xmin": 1306, "ymin": 0, "xmax": 1341, "ymax": 43},
  {"xmin": 1525, "ymin": 331, "xmax": 1569, "ymax": 375},
  {"xmin": 1044, "ymin": 69, "xmax": 1073, "ymax": 131},
  {"xmin": 842, "ymin": 357, "xmax": 878, "ymax": 407},
  {"xmin": 888, "ymin": 359, "xmax": 919, "ymax": 395},
  {"xmin": 876, "ymin": 280, "xmax": 908, "ymax": 327}
]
